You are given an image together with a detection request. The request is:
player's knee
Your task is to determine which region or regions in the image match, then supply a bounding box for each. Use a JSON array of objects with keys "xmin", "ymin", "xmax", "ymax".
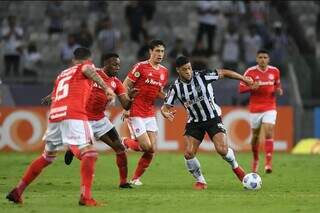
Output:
[
  {"xmin": 216, "ymin": 144, "xmax": 228, "ymax": 156},
  {"xmin": 42, "ymin": 150, "xmax": 57, "ymax": 163},
  {"xmin": 184, "ymin": 151, "xmax": 195, "ymax": 159},
  {"xmin": 112, "ymin": 140, "xmax": 126, "ymax": 152},
  {"xmin": 80, "ymin": 146, "xmax": 98, "ymax": 159}
]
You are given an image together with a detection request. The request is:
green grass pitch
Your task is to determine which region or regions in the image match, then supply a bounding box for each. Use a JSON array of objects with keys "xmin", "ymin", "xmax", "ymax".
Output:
[{"xmin": 1, "ymin": 152, "xmax": 320, "ymax": 213}]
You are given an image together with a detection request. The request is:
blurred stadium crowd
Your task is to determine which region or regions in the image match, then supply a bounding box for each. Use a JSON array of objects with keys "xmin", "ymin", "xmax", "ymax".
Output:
[{"xmin": 0, "ymin": 1, "xmax": 319, "ymax": 110}]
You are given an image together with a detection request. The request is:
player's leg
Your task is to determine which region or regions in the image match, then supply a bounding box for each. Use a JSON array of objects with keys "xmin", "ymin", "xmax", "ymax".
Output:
[
  {"xmin": 207, "ymin": 118, "xmax": 246, "ymax": 182},
  {"xmin": 211, "ymin": 132, "xmax": 246, "ymax": 182},
  {"xmin": 250, "ymin": 112, "xmax": 263, "ymax": 173},
  {"xmin": 99, "ymin": 127, "xmax": 131, "ymax": 188},
  {"xmin": 62, "ymin": 119, "xmax": 100, "ymax": 206},
  {"xmin": 251, "ymin": 127, "xmax": 261, "ymax": 173},
  {"xmin": 130, "ymin": 117, "xmax": 157, "ymax": 185},
  {"xmin": 184, "ymin": 135, "xmax": 208, "ymax": 190},
  {"xmin": 261, "ymin": 110, "xmax": 277, "ymax": 173},
  {"xmin": 6, "ymin": 122, "xmax": 61, "ymax": 204},
  {"xmin": 122, "ymin": 117, "xmax": 145, "ymax": 152},
  {"xmin": 183, "ymin": 122, "xmax": 207, "ymax": 189}
]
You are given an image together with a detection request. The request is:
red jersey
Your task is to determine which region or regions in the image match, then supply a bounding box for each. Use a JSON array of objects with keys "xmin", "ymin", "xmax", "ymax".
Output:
[
  {"xmin": 49, "ymin": 60, "xmax": 94, "ymax": 122},
  {"xmin": 86, "ymin": 69, "xmax": 126, "ymax": 120},
  {"xmin": 239, "ymin": 65, "xmax": 281, "ymax": 113},
  {"xmin": 127, "ymin": 60, "xmax": 168, "ymax": 117}
]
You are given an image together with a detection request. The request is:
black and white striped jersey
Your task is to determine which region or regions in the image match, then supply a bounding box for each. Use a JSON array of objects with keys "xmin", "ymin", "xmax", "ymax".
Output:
[{"xmin": 164, "ymin": 69, "xmax": 222, "ymax": 123}]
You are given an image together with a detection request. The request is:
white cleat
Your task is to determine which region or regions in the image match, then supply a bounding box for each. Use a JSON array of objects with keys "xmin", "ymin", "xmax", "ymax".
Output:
[{"xmin": 130, "ymin": 179, "xmax": 143, "ymax": 186}]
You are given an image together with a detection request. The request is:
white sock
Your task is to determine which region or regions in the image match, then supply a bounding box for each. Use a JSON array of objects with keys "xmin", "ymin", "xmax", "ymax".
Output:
[
  {"xmin": 185, "ymin": 157, "xmax": 206, "ymax": 184},
  {"xmin": 223, "ymin": 148, "xmax": 239, "ymax": 169}
]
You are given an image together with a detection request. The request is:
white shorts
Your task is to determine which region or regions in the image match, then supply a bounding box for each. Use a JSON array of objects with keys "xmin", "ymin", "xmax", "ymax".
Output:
[
  {"xmin": 127, "ymin": 117, "xmax": 158, "ymax": 138},
  {"xmin": 89, "ymin": 116, "xmax": 114, "ymax": 139},
  {"xmin": 43, "ymin": 119, "xmax": 94, "ymax": 151},
  {"xmin": 250, "ymin": 110, "xmax": 277, "ymax": 129}
]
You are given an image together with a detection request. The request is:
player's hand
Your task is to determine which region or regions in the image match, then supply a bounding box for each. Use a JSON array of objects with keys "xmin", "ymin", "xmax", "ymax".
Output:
[
  {"xmin": 276, "ymin": 88, "xmax": 283, "ymax": 96},
  {"xmin": 105, "ymin": 87, "xmax": 116, "ymax": 101},
  {"xmin": 161, "ymin": 108, "xmax": 176, "ymax": 122},
  {"xmin": 41, "ymin": 95, "xmax": 52, "ymax": 106},
  {"xmin": 243, "ymin": 76, "xmax": 254, "ymax": 87},
  {"xmin": 121, "ymin": 110, "xmax": 130, "ymax": 121},
  {"xmin": 249, "ymin": 81, "xmax": 260, "ymax": 90},
  {"xmin": 128, "ymin": 88, "xmax": 139, "ymax": 100}
]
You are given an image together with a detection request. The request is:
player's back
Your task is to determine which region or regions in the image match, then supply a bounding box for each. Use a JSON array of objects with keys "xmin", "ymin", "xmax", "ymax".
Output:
[
  {"xmin": 243, "ymin": 65, "xmax": 281, "ymax": 112},
  {"xmin": 127, "ymin": 61, "xmax": 168, "ymax": 117},
  {"xmin": 49, "ymin": 61, "xmax": 93, "ymax": 122}
]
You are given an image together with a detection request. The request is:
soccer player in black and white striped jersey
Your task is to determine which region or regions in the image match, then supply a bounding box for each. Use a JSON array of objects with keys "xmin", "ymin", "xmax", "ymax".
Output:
[{"xmin": 161, "ymin": 56, "xmax": 254, "ymax": 190}]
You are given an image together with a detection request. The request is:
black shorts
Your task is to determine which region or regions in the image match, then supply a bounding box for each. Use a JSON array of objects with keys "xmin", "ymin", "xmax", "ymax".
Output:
[{"xmin": 184, "ymin": 117, "xmax": 226, "ymax": 142}]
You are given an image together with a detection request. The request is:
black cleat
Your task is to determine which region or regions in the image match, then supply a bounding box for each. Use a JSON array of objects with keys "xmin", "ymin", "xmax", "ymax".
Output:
[
  {"xmin": 119, "ymin": 183, "xmax": 133, "ymax": 189},
  {"xmin": 64, "ymin": 149, "xmax": 74, "ymax": 165}
]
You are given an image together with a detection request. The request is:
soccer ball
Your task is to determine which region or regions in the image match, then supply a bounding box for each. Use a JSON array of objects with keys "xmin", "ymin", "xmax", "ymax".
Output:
[{"xmin": 242, "ymin": 173, "xmax": 262, "ymax": 190}]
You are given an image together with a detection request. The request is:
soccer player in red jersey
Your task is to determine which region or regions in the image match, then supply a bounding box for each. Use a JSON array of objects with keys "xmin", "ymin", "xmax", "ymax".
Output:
[
  {"xmin": 239, "ymin": 49, "xmax": 283, "ymax": 174},
  {"xmin": 122, "ymin": 40, "xmax": 168, "ymax": 186},
  {"xmin": 6, "ymin": 47, "xmax": 115, "ymax": 206},
  {"xmin": 64, "ymin": 53, "xmax": 138, "ymax": 188}
]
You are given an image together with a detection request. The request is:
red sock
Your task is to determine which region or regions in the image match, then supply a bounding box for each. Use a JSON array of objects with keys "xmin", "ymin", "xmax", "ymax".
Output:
[
  {"xmin": 70, "ymin": 145, "xmax": 81, "ymax": 160},
  {"xmin": 132, "ymin": 152, "xmax": 154, "ymax": 180},
  {"xmin": 80, "ymin": 151, "xmax": 98, "ymax": 199},
  {"xmin": 252, "ymin": 143, "xmax": 259, "ymax": 161},
  {"xmin": 124, "ymin": 138, "xmax": 142, "ymax": 152},
  {"xmin": 265, "ymin": 139, "xmax": 274, "ymax": 165},
  {"xmin": 116, "ymin": 151, "xmax": 128, "ymax": 185},
  {"xmin": 17, "ymin": 154, "xmax": 54, "ymax": 195}
]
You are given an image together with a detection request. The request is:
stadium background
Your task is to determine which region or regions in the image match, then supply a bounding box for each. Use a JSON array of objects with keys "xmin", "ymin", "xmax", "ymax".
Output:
[{"xmin": 0, "ymin": 1, "xmax": 319, "ymax": 153}]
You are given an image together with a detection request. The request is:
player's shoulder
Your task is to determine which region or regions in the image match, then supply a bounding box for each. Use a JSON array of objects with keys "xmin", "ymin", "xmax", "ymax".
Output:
[
  {"xmin": 244, "ymin": 65, "xmax": 258, "ymax": 75},
  {"xmin": 159, "ymin": 64, "xmax": 168, "ymax": 72},
  {"xmin": 268, "ymin": 65, "xmax": 280, "ymax": 72},
  {"xmin": 133, "ymin": 60, "xmax": 149, "ymax": 68}
]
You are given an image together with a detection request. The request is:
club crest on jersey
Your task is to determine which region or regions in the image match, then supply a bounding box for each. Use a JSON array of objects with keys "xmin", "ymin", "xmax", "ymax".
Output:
[
  {"xmin": 268, "ymin": 74, "xmax": 274, "ymax": 80},
  {"xmin": 134, "ymin": 71, "xmax": 140, "ymax": 78},
  {"xmin": 111, "ymin": 81, "xmax": 116, "ymax": 88},
  {"xmin": 160, "ymin": 74, "xmax": 164, "ymax": 81}
]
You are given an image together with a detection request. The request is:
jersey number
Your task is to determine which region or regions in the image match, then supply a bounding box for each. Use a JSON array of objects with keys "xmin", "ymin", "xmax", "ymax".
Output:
[{"xmin": 55, "ymin": 76, "xmax": 72, "ymax": 101}]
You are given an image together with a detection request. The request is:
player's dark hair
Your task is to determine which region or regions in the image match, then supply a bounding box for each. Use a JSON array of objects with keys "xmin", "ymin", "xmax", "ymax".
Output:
[
  {"xmin": 257, "ymin": 49, "xmax": 269, "ymax": 55},
  {"xmin": 73, "ymin": 47, "xmax": 91, "ymax": 60},
  {"xmin": 175, "ymin": 56, "xmax": 190, "ymax": 68},
  {"xmin": 102, "ymin": 53, "xmax": 119, "ymax": 62},
  {"xmin": 149, "ymin": 39, "xmax": 166, "ymax": 50}
]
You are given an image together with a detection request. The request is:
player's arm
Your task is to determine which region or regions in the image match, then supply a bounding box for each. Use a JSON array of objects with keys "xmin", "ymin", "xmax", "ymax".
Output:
[
  {"xmin": 275, "ymin": 69, "xmax": 283, "ymax": 96},
  {"xmin": 82, "ymin": 65, "xmax": 115, "ymax": 100},
  {"xmin": 217, "ymin": 69, "xmax": 254, "ymax": 87},
  {"xmin": 160, "ymin": 104, "xmax": 176, "ymax": 122},
  {"xmin": 157, "ymin": 87, "xmax": 166, "ymax": 99},
  {"xmin": 118, "ymin": 87, "xmax": 139, "ymax": 110},
  {"xmin": 161, "ymin": 85, "xmax": 177, "ymax": 121}
]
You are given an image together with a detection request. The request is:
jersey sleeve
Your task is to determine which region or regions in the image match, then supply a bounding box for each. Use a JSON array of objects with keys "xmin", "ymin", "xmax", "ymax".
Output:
[
  {"xmin": 274, "ymin": 68, "xmax": 281, "ymax": 89},
  {"xmin": 115, "ymin": 78, "xmax": 126, "ymax": 96},
  {"xmin": 127, "ymin": 63, "xmax": 141, "ymax": 83},
  {"xmin": 164, "ymin": 84, "xmax": 177, "ymax": 106},
  {"xmin": 239, "ymin": 69, "xmax": 251, "ymax": 93},
  {"xmin": 201, "ymin": 69, "xmax": 219, "ymax": 83}
]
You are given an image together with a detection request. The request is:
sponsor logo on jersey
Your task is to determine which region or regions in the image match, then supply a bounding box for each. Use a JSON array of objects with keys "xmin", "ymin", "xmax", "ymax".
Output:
[
  {"xmin": 145, "ymin": 78, "xmax": 162, "ymax": 86},
  {"xmin": 268, "ymin": 74, "xmax": 274, "ymax": 80},
  {"xmin": 160, "ymin": 74, "xmax": 164, "ymax": 81}
]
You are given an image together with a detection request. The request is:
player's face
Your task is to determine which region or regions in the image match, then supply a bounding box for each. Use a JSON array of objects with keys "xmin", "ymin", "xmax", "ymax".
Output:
[
  {"xmin": 256, "ymin": 53, "xmax": 270, "ymax": 68},
  {"xmin": 104, "ymin": 57, "xmax": 120, "ymax": 77},
  {"xmin": 177, "ymin": 62, "xmax": 193, "ymax": 81},
  {"xmin": 149, "ymin": 45, "xmax": 165, "ymax": 64}
]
